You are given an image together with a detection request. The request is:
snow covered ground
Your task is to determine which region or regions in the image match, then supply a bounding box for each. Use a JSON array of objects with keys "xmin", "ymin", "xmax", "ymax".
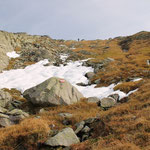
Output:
[
  {"xmin": 0, "ymin": 56, "xmax": 138, "ymax": 99},
  {"xmin": 7, "ymin": 51, "xmax": 20, "ymax": 58}
]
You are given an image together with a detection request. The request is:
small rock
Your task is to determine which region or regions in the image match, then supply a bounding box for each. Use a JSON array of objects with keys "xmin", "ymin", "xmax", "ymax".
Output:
[
  {"xmin": 39, "ymin": 108, "xmax": 46, "ymax": 114},
  {"xmin": 76, "ymin": 82, "xmax": 88, "ymax": 86},
  {"xmin": 81, "ymin": 134, "xmax": 89, "ymax": 141},
  {"xmin": 58, "ymin": 113, "xmax": 73, "ymax": 118},
  {"xmin": 0, "ymin": 90, "xmax": 12, "ymax": 108},
  {"xmin": 85, "ymin": 72, "xmax": 95, "ymax": 79},
  {"xmin": 108, "ymin": 94, "xmax": 119, "ymax": 102},
  {"xmin": 0, "ymin": 118, "xmax": 14, "ymax": 127},
  {"xmin": 84, "ymin": 117, "xmax": 96, "ymax": 124},
  {"xmin": 75, "ymin": 121, "xmax": 85, "ymax": 134},
  {"xmin": 62, "ymin": 119, "xmax": 71, "ymax": 125},
  {"xmin": 81, "ymin": 126, "xmax": 90, "ymax": 133},
  {"xmin": 45, "ymin": 128, "xmax": 80, "ymax": 147},
  {"xmin": 0, "ymin": 106, "xmax": 8, "ymax": 113},
  {"xmin": 87, "ymin": 97, "xmax": 100, "ymax": 103},
  {"xmin": 100, "ymin": 97, "xmax": 117, "ymax": 109},
  {"xmin": 94, "ymin": 79, "xmax": 101, "ymax": 84},
  {"xmin": 0, "ymin": 113, "xmax": 9, "ymax": 118}
]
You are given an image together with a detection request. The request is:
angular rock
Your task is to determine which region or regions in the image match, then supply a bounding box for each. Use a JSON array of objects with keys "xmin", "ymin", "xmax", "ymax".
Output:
[
  {"xmin": 75, "ymin": 121, "xmax": 85, "ymax": 134},
  {"xmin": 94, "ymin": 79, "xmax": 101, "ymax": 84},
  {"xmin": 45, "ymin": 128, "xmax": 80, "ymax": 147},
  {"xmin": 108, "ymin": 94, "xmax": 119, "ymax": 102},
  {"xmin": 100, "ymin": 97, "xmax": 117, "ymax": 109},
  {"xmin": 0, "ymin": 117, "xmax": 14, "ymax": 127},
  {"xmin": 0, "ymin": 106, "xmax": 8, "ymax": 113},
  {"xmin": 84, "ymin": 117, "xmax": 97, "ymax": 124},
  {"xmin": 23, "ymin": 77, "xmax": 84, "ymax": 106},
  {"xmin": 58, "ymin": 113, "xmax": 73, "ymax": 118},
  {"xmin": 8, "ymin": 109, "xmax": 29, "ymax": 123},
  {"xmin": 81, "ymin": 126, "xmax": 90, "ymax": 133},
  {"xmin": 85, "ymin": 72, "xmax": 95, "ymax": 79},
  {"xmin": 87, "ymin": 97, "xmax": 100, "ymax": 103},
  {"xmin": 0, "ymin": 90, "xmax": 12, "ymax": 108}
]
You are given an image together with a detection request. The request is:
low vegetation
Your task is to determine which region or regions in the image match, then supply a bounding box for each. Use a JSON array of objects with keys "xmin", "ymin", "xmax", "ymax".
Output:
[{"xmin": 0, "ymin": 31, "xmax": 150, "ymax": 149}]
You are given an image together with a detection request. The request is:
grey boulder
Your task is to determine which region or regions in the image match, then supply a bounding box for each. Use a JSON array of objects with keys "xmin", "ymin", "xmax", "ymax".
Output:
[
  {"xmin": 45, "ymin": 127, "xmax": 80, "ymax": 147},
  {"xmin": 0, "ymin": 89, "xmax": 12, "ymax": 108},
  {"xmin": 87, "ymin": 97, "xmax": 100, "ymax": 103},
  {"xmin": 100, "ymin": 97, "xmax": 117, "ymax": 109},
  {"xmin": 23, "ymin": 77, "xmax": 84, "ymax": 106}
]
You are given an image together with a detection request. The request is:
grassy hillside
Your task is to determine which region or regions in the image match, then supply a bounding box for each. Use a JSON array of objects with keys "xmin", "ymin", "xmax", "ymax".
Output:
[{"xmin": 0, "ymin": 31, "xmax": 149, "ymax": 150}]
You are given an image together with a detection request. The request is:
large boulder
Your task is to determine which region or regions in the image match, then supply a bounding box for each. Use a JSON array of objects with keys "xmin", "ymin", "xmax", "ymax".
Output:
[
  {"xmin": 45, "ymin": 128, "xmax": 80, "ymax": 147},
  {"xmin": 23, "ymin": 77, "xmax": 84, "ymax": 106}
]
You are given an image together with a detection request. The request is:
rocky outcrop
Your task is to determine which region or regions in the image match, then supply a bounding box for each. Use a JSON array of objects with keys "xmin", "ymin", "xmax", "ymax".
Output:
[
  {"xmin": 23, "ymin": 77, "xmax": 84, "ymax": 106},
  {"xmin": 0, "ymin": 108, "xmax": 29, "ymax": 127},
  {"xmin": 0, "ymin": 30, "xmax": 69, "ymax": 71},
  {"xmin": 0, "ymin": 31, "xmax": 14, "ymax": 72}
]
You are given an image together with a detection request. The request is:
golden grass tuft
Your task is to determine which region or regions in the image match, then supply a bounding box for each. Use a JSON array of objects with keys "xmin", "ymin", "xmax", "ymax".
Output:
[
  {"xmin": 114, "ymin": 80, "xmax": 142, "ymax": 93},
  {"xmin": 0, "ymin": 118, "xmax": 50, "ymax": 149}
]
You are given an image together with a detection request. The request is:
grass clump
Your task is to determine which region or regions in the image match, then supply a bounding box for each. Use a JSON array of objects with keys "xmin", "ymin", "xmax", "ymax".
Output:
[
  {"xmin": 114, "ymin": 80, "xmax": 143, "ymax": 93},
  {"xmin": 0, "ymin": 118, "xmax": 50, "ymax": 150}
]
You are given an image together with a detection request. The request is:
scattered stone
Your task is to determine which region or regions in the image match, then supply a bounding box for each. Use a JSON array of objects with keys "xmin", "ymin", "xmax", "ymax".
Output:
[
  {"xmin": 108, "ymin": 94, "xmax": 120, "ymax": 102},
  {"xmin": 39, "ymin": 108, "xmax": 47, "ymax": 114},
  {"xmin": 94, "ymin": 79, "xmax": 101, "ymax": 84},
  {"xmin": 45, "ymin": 128, "xmax": 80, "ymax": 147},
  {"xmin": 75, "ymin": 121, "xmax": 85, "ymax": 134},
  {"xmin": 74, "ymin": 117, "xmax": 110, "ymax": 142},
  {"xmin": 23, "ymin": 77, "xmax": 84, "ymax": 106},
  {"xmin": 58, "ymin": 113, "xmax": 73, "ymax": 118},
  {"xmin": 82, "ymin": 126, "xmax": 90, "ymax": 133},
  {"xmin": 8, "ymin": 109, "xmax": 29, "ymax": 123},
  {"xmin": 0, "ymin": 106, "xmax": 8, "ymax": 113},
  {"xmin": 62, "ymin": 119, "xmax": 71, "ymax": 125},
  {"xmin": 0, "ymin": 89, "xmax": 12, "ymax": 108},
  {"xmin": 76, "ymin": 82, "xmax": 88, "ymax": 86},
  {"xmin": 8, "ymin": 100, "xmax": 24, "ymax": 110},
  {"xmin": 85, "ymin": 72, "xmax": 95, "ymax": 79},
  {"xmin": 0, "ymin": 117, "xmax": 14, "ymax": 127},
  {"xmin": 84, "ymin": 117, "xmax": 96, "ymax": 124},
  {"xmin": 0, "ymin": 113, "xmax": 9, "ymax": 118},
  {"xmin": 87, "ymin": 97, "xmax": 100, "ymax": 103},
  {"xmin": 100, "ymin": 97, "xmax": 117, "ymax": 109}
]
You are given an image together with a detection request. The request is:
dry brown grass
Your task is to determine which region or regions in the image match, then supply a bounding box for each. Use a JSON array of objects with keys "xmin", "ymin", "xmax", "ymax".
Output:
[
  {"xmin": 2, "ymin": 32, "xmax": 150, "ymax": 149},
  {"xmin": 0, "ymin": 118, "xmax": 50, "ymax": 150},
  {"xmin": 71, "ymin": 79, "xmax": 150, "ymax": 150},
  {"xmin": 114, "ymin": 80, "xmax": 143, "ymax": 93},
  {"xmin": 38, "ymin": 99, "xmax": 101, "ymax": 130},
  {"xmin": 3, "ymin": 88, "xmax": 27, "ymax": 102}
]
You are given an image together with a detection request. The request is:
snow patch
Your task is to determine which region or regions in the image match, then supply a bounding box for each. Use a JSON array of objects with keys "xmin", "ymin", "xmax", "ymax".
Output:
[
  {"xmin": 7, "ymin": 51, "xmax": 20, "ymax": 58},
  {"xmin": 0, "ymin": 58, "xmax": 137, "ymax": 99},
  {"xmin": 132, "ymin": 78, "xmax": 142, "ymax": 82}
]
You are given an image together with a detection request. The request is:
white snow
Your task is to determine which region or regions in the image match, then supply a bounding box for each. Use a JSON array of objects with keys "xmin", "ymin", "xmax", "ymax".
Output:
[
  {"xmin": 0, "ymin": 58, "xmax": 137, "ymax": 99},
  {"xmin": 7, "ymin": 51, "xmax": 20, "ymax": 58},
  {"xmin": 132, "ymin": 78, "xmax": 142, "ymax": 82},
  {"xmin": 60, "ymin": 54, "xmax": 68, "ymax": 62}
]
